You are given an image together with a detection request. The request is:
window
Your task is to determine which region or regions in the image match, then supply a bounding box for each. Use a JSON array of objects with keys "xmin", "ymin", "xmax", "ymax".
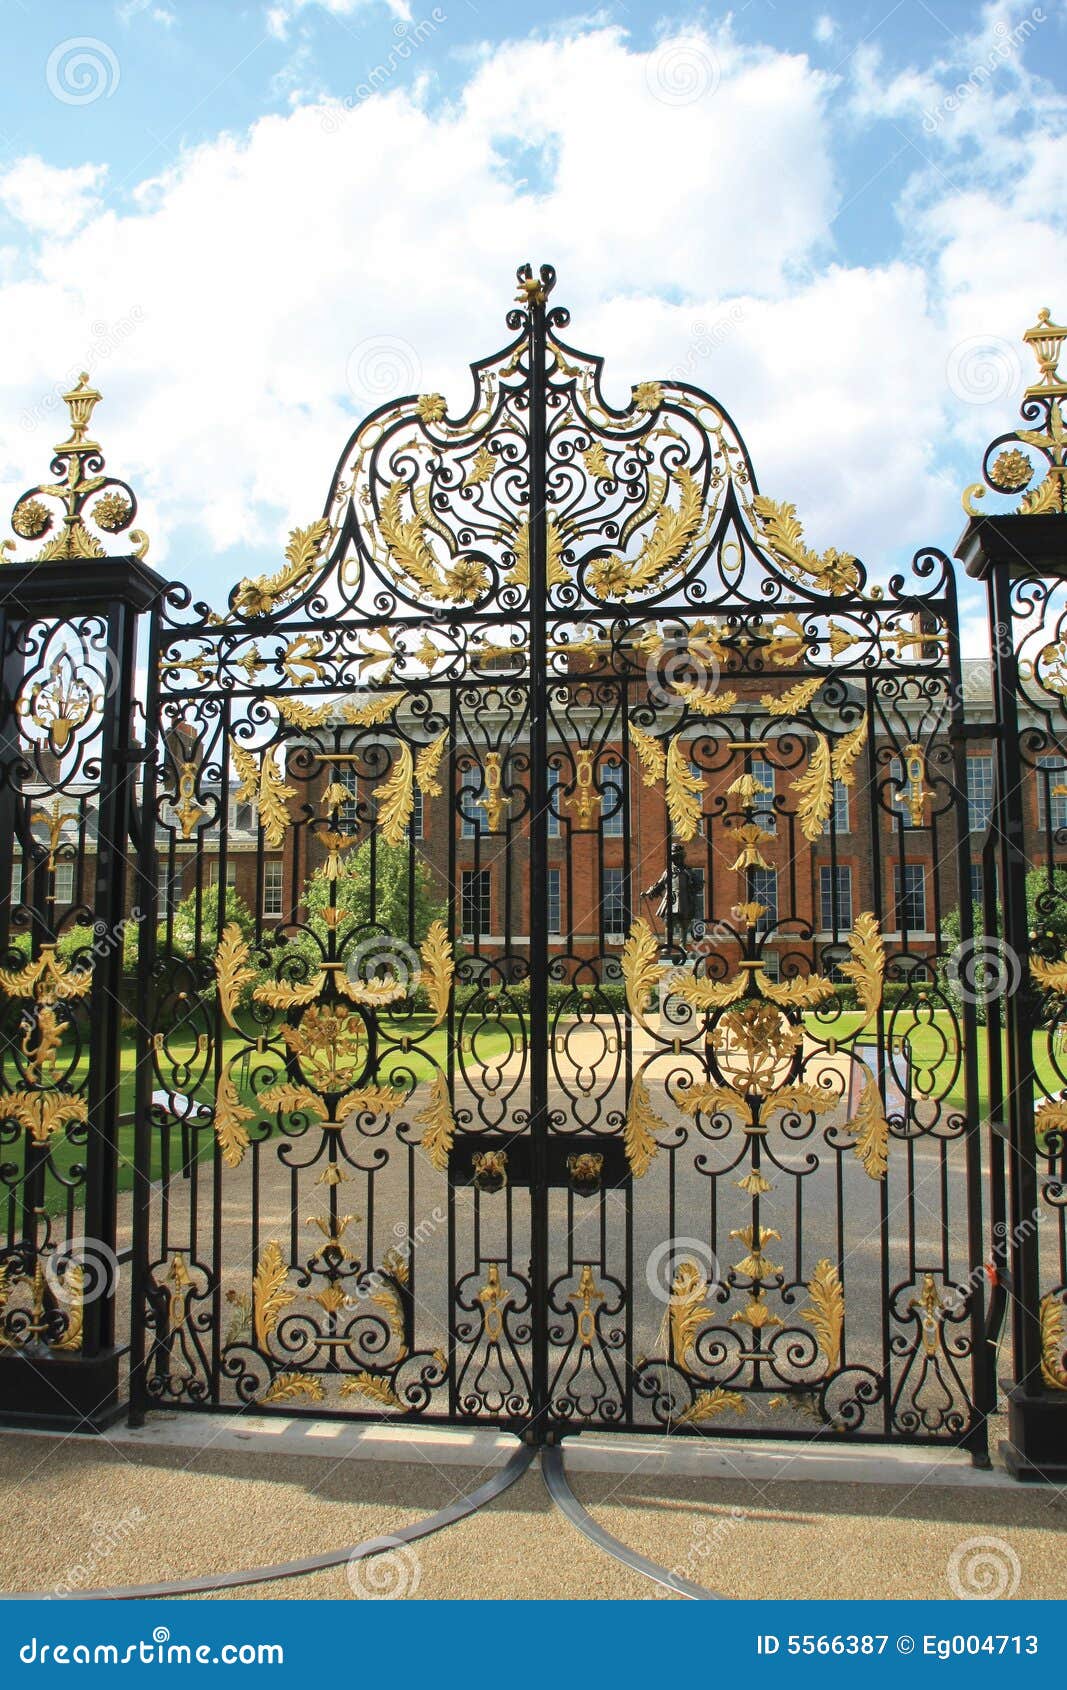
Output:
[
  {"xmin": 409, "ymin": 786, "xmax": 424, "ymax": 841},
  {"xmin": 338, "ymin": 785, "xmax": 360, "ymax": 829},
  {"xmin": 895, "ymin": 864, "xmax": 926, "ymax": 931},
  {"xmin": 461, "ymin": 869, "xmax": 491, "ymax": 938},
  {"xmin": 547, "ymin": 767, "xmax": 562, "ymax": 839},
  {"xmin": 820, "ymin": 865, "xmax": 853, "ymax": 931},
  {"xmin": 823, "ymin": 780, "xmax": 849, "ymax": 834},
  {"xmin": 1037, "ymin": 756, "xmax": 1067, "ymax": 832},
  {"xmin": 157, "ymin": 865, "xmax": 176, "ymax": 914},
  {"xmin": 263, "ymin": 860, "xmax": 284, "ymax": 918},
  {"xmin": 547, "ymin": 867, "xmax": 561, "ymax": 935},
  {"xmin": 228, "ymin": 797, "xmax": 256, "ymax": 834},
  {"xmin": 602, "ymin": 866, "xmax": 626, "ymax": 940},
  {"xmin": 208, "ymin": 860, "xmax": 238, "ymax": 890},
  {"xmin": 10, "ymin": 859, "xmax": 22, "ymax": 903},
  {"xmin": 688, "ymin": 866, "xmax": 706, "ymax": 927},
  {"xmin": 967, "ymin": 756, "xmax": 994, "ymax": 833},
  {"xmin": 54, "ymin": 861, "xmax": 75, "ymax": 904},
  {"xmin": 749, "ymin": 868, "xmax": 777, "ymax": 933},
  {"xmin": 969, "ymin": 863, "xmax": 984, "ymax": 908},
  {"xmin": 460, "ymin": 785, "xmax": 487, "ymax": 838},
  {"xmin": 600, "ymin": 764, "xmax": 625, "ymax": 836},
  {"xmin": 751, "ymin": 758, "xmax": 776, "ymax": 833}
]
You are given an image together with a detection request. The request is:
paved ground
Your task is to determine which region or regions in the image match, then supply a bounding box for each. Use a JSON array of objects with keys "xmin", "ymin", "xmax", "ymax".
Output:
[{"xmin": 2, "ymin": 1426, "xmax": 1065, "ymax": 1602}]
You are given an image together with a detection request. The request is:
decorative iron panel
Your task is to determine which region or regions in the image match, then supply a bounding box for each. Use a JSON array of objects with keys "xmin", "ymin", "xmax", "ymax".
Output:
[{"xmin": 130, "ymin": 265, "xmax": 989, "ymax": 1449}]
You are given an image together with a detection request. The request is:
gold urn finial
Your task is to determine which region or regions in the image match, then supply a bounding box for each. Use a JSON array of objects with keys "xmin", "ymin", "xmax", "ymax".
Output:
[
  {"xmin": 57, "ymin": 371, "xmax": 103, "ymax": 450},
  {"xmin": 1023, "ymin": 307, "xmax": 1067, "ymax": 398},
  {"xmin": 6, "ymin": 371, "xmax": 149, "ymax": 564}
]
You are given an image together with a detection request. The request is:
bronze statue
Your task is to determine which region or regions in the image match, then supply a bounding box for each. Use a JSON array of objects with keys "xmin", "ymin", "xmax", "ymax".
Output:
[{"xmin": 642, "ymin": 843, "xmax": 697, "ymax": 936}]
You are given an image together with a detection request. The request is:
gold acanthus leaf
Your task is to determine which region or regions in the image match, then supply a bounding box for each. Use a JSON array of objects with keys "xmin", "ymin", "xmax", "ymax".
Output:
[
  {"xmin": 1, "ymin": 1090, "xmax": 88, "ymax": 1144},
  {"xmin": 790, "ymin": 733, "xmax": 834, "ymax": 841},
  {"xmin": 673, "ymin": 1082, "xmax": 753, "ymax": 1129},
  {"xmin": 258, "ymin": 1083, "xmax": 330, "ymax": 1121},
  {"xmin": 1031, "ymin": 954, "xmax": 1067, "ymax": 994},
  {"xmin": 764, "ymin": 1083, "xmax": 837, "ymax": 1119},
  {"xmin": 661, "ymin": 1260, "xmax": 714, "ymax": 1368},
  {"xmin": 628, "ymin": 722, "xmax": 667, "ymax": 787},
  {"xmin": 839, "ymin": 913, "xmax": 885, "ymax": 1017},
  {"xmin": 230, "ymin": 738, "xmax": 295, "ymax": 849},
  {"xmin": 415, "ymin": 729, "xmax": 449, "ymax": 798},
  {"xmin": 214, "ymin": 1069, "xmax": 255, "ymax": 1168},
  {"xmin": 760, "ymin": 677, "xmax": 823, "ymax": 716},
  {"xmin": 340, "ymin": 1371, "xmax": 405, "ymax": 1409},
  {"xmin": 53, "ymin": 1264, "xmax": 84, "ymax": 1352},
  {"xmin": 846, "ymin": 1069, "xmax": 889, "ymax": 1180},
  {"xmin": 666, "ymin": 737, "xmax": 704, "ymax": 841},
  {"xmin": 670, "ymin": 680, "xmax": 739, "ymax": 715},
  {"xmin": 253, "ymin": 1241, "xmax": 295, "ymax": 1347},
  {"xmin": 253, "ymin": 976, "xmax": 325, "ymax": 1011},
  {"xmin": 380, "ymin": 479, "xmax": 488, "ymax": 605},
  {"xmin": 677, "ymin": 1388, "xmax": 746, "ymax": 1426},
  {"xmin": 583, "ymin": 442, "xmax": 614, "ymax": 481},
  {"xmin": 420, "ymin": 921, "xmax": 454, "ymax": 1026},
  {"xmin": 343, "ymin": 693, "xmax": 397, "ymax": 727},
  {"xmin": 417, "ymin": 1071, "xmax": 455, "ymax": 1171},
  {"xmin": 216, "ymin": 923, "xmax": 256, "ymax": 1031},
  {"xmin": 506, "ymin": 516, "xmax": 567, "ymax": 588},
  {"xmin": 754, "ymin": 971, "xmax": 835, "ymax": 1009},
  {"xmin": 1039, "ymin": 1294, "xmax": 1067, "ymax": 1389},
  {"xmin": 751, "ymin": 495, "xmax": 861, "ymax": 596},
  {"xmin": 673, "ymin": 972, "xmax": 747, "ymax": 1010},
  {"xmin": 1035, "ymin": 1099, "xmax": 1067, "ymax": 1142},
  {"xmin": 588, "ymin": 467, "xmax": 704, "ymax": 599},
  {"xmin": 624, "ymin": 1074, "xmax": 667, "ymax": 1178},
  {"xmin": 621, "ymin": 919, "xmax": 668, "ymax": 1022},
  {"xmin": 261, "ymin": 1372, "xmax": 325, "ymax": 1404},
  {"xmin": 802, "ymin": 1258, "xmax": 845, "ymax": 1377},
  {"xmin": 832, "ymin": 715, "xmax": 868, "ymax": 785},
  {"xmin": 340, "ymin": 977, "xmax": 408, "ymax": 1008},
  {"xmin": 375, "ymin": 742, "xmax": 414, "ymax": 846},
  {"xmin": 270, "ymin": 696, "xmax": 334, "ymax": 728},
  {"xmin": 233, "ymin": 517, "xmax": 330, "ymax": 618},
  {"xmin": 371, "ymin": 1283, "xmax": 407, "ymax": 1358},
  {"xmin": 335, "ymin": 1085, "xmax": 403, "ymax": 1120}
]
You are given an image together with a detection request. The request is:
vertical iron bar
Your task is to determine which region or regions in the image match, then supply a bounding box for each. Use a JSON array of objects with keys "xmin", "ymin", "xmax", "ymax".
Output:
[{"xmin": 527, "ymin": 275, "xmax": 551, "ymax": 1434}]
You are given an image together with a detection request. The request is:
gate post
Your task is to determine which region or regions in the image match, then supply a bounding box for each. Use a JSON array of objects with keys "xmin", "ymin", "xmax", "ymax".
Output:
[
  {"xmin": 956, "ymin": 309, "xmax": 1067, "ymax": 1478},
  {"xmin": 0, "ymin": 376, "xmax": 164, "ymax": 1430}
]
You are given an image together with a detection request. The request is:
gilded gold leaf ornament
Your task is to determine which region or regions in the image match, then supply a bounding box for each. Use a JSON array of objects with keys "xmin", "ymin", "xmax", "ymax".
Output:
[
  {"xmin": 215, "ymin": 924, "xmax": 256, "ymax": 1030},
  {"xmin": 839, "ymin": 913, "xmax": 885, "ymax": 1017},
  {"xmin": 375, "ymin": 742, "xmax": 415, "ymax": 847},
  {"xmin": 233, "ymin": 518, "xmax": 331, "ymax": 618},
  {"xmin": 340, "ymin": 1371, "xmax": 405, "ymax": 1410},
  {"xmin": 628, "ymin": 722, "xmax": 667, "ymax": 788},
  {"xmin": 846, "ymin": 1067, "xmax": 889, "ymax": 1180},
  {"xmin": 415, "ymin": 729, "xmax": 449, "ymax": 797},
  {"xmin": 802, "ymin": 1259, "xmax": 845, "ymax": 1376},
  {"xmin": 659, "ymin": 1260, "xmax": 714, "ymax": 1367},
  {"xmin": 790, "ymin": 734, "xmax": 835, "ymax": 841},
  {"xmin": 677, "ymin": 1388, "xmax": 745, "ymax": 1425},
  {"xmin": 214, "ymin": 1068, "xmax": 255, "ymax": 1168},
  {"xmin": 419, "ymin": 922, "xmax": 454, "ymax": 1026},
  {"xmin": 416, "ymin": 1071, "xmax": 455, "ymax": 1171},
  {"xmin": 230, "ymin": 738, "xmax": 295, "ymax": 849},
  {"xmin": 623, "ymin": 1074, "xmax": 667, "ymax": 1178},
  {"xmin": 729, "ymin": 1225, "xmax": 783, "ymax": 1282},
  {"xmin": 253, "ymin": 1242, "xmax": 295, "ymax": 1348},
  {"xmin": 760, "ymin": 676, "xmax": 823, "ymax": 716},
  {"xmin": 620, "ymin": 919, "xmax": 668, "ymax": 1022},
  {"xmin": 665, "ymin": 738, "xmax": 704, "ymax": 841},
  {"xmin": 1039, "ymin": 1293, "xmax": 1067, "ymax": 1389},
  {"xmin": 751, "ymin": 495, "xmax": 861, "ymax": 596},
  {"xmin": 587, "ymin": 467, "xmax": 704, "ymax": 600},
  {"xmin": 669, "ymin": 679, "xmax": 739, "ymax": 716},
  {"xmin": 754, "ymin": 971, "xmax": 834, "ymax": 1009},
  {"xmin": 261, "ymin": 1372, "xmax": 326, "ymax": 1404},
  {"xmin": 673, "ymin": 1081, "xmax": 753, "ymax": 1128}
]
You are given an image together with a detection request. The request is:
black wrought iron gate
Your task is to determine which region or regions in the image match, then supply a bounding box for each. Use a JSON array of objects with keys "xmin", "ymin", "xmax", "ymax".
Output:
[{"xmin": 5, "ymin": 268, "xmax": 1067, "ymax": 1469}]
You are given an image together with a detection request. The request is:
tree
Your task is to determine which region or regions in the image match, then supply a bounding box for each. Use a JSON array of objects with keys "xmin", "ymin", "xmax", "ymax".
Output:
[
  {"xmin": 943, "ymin": 866, "xmax": 1067, "ymax": 1023},
  {"xmin": 166, "ymin": 881, "xmax": 254, "ymax": 958}
]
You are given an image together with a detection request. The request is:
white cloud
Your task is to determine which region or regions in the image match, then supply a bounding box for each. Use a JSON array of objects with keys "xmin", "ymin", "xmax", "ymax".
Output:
[
  {"xmin": 0, "ymin": 159, "xmax": 108, "ymax": 236},
  {"xmin": 0, "ymin": 21, "xmax": 1061, "ymax": 608},
  {"xmin": 267, "ymin": 0, "xmax": 412, "ymax": 40},
  {"xmin": 813, "ymin": 15, "xmax": 836, "ymax": 44}
]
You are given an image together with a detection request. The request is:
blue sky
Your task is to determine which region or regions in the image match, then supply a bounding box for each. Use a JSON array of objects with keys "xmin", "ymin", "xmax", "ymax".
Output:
[{"xmin": 0, "ymin": 0, "xmax": 1064, "ymax": 638}]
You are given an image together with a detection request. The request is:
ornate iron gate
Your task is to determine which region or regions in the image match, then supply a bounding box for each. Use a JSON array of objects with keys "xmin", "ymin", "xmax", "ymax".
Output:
[{"xmin": 122, "ymin": 264, "xmax": 988, "ymax": 1449}]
